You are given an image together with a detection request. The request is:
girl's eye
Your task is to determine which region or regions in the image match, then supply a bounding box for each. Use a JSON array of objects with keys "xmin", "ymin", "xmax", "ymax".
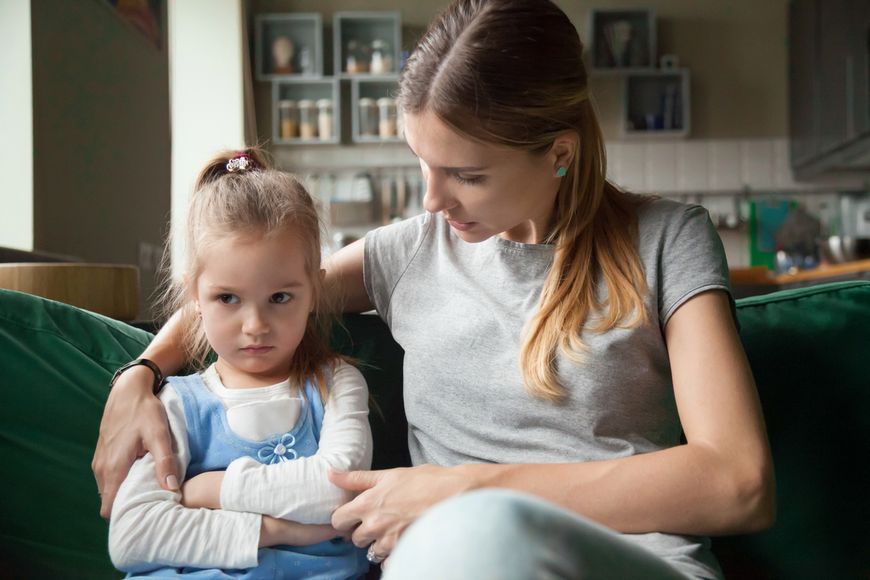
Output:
[
  {"xmin": 271, "ymin": 292, "xmax": 292, "ymax": 304},
  {"xmin": 454, "ymin": 174, "xmax": 485, "ymax": 185},
  {"xmin": 217, "ymin": 294, "xmax": 239, "ymax": 304}
]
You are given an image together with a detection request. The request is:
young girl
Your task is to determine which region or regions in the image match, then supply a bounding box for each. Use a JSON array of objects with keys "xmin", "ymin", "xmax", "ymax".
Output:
[{"xmin": 108, "ymin": 149, "xmax": 372, "ymax": 578}]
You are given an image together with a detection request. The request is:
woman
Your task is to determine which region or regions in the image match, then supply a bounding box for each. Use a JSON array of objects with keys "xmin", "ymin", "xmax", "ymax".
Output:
[{"xmin": 93, "ymin": 1, "xmax": 774, "ymax": 578}]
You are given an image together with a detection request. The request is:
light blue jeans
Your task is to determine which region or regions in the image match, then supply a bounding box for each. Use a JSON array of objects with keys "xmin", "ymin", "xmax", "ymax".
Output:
[{"xmin": 382, "ymin": 489, "xmax": 698, "ymax": 580}]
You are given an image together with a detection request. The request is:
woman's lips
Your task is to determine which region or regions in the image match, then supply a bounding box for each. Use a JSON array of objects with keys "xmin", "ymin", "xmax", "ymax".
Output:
[{"xmin": 447, "ymin": 219, "xmax": 477, "ymax": 232}]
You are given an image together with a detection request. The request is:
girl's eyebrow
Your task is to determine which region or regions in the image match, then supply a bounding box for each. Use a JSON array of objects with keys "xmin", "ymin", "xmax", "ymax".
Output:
[{"xmin": 208, "ymin": 281, "xmax": 306, "ymax": 292}]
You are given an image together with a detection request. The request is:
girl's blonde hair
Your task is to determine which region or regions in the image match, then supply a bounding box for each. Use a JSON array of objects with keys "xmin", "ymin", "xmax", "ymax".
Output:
[
  {"xmin": 399, "ymin": 0, "xmax": 650, "ymax": 401},
  {"xmin": 157, "ymin": 147, "xmax": 336, "ymax": 398}
]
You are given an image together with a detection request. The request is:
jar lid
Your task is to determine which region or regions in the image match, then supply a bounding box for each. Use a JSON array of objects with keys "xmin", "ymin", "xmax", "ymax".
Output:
[
  {"xmin": 377, "ymin": 97, "xmax": 396, "ymax": 106},
  {"xmin": 359, "ymin": 98, "xmax": 375, "ymax": 106},
  {"xmin": 297, "ymin": 99, "xmax": 315, "ymax": 107},
  {"xmin": 316, "ymin": 98, "xmax": 333, "ymax": 107},
  {"xmin": 278, "ymin": 99, "xmax": 297, "ymax": 108}
]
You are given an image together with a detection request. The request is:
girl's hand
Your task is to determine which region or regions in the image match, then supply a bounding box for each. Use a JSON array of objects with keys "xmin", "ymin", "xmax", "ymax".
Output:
[
  {"xmin": 180, "ymin": 471, "xmax": 224, "ymax": 509},
  {"xmin": 259, "ymin": 516, "xmax": 344, "ymax": 547},
  {"xmin": 92, "ymin": 366, "xmax": 179, "ymax": 520},
  {"xmin": 328, "ymin": 465, "xmax": 475, "ymax": 560}
]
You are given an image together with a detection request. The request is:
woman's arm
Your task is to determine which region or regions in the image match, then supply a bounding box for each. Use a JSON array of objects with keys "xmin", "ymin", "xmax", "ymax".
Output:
[
  {"xmin": 184, "ymin": 361, "xmax": 373, "ymax": 524},
  {"xmin": 331, "ymin": 290, "xmax": 775, "ymax": 553},
  {"xmin": 93, "ymin": 311, "xmax": 188, "ymax": 519},
  {"xmin": 324, "ymin": 238, "xmax": 373, "ymax": 313}
]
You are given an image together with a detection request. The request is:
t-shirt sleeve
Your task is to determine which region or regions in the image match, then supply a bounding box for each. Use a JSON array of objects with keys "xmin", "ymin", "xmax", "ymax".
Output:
[
  {"xmin": 363, "ymin": 213, "xmax": 431, "ymax": 324},
  {"xmin": 658, "ymin": 204, "xmax": 734, "ymax": 326}
]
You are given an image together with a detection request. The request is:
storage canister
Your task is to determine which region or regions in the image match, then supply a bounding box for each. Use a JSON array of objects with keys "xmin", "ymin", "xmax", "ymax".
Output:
[
  {"xmin": 316, "ymin": 99, "xmax": 334, "ymax": 141},
  {"xmin": 278, "ymin": 100, "xmax": 298, "ymax": 139},
  {"xmin": 377, "ymin": 97, "xmax": 398, "ymax": 138},
  {"xmin": 298, "ymin": 99, "xmax": 317, "ymax": 140},
  {"xmin": 359, "ymin": 98, "xmax": 378, "ymax": 137}
]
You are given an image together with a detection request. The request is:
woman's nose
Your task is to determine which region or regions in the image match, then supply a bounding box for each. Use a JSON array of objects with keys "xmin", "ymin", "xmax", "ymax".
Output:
[{"xmin": 422, "ymin": 170, "xmax": 455, "ymax": 214}]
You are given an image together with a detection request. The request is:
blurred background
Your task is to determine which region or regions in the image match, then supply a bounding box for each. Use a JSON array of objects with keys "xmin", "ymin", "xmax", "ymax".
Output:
[{"xmin": 1, "ymin": 0, "xmax": 868, "ymax": 319}]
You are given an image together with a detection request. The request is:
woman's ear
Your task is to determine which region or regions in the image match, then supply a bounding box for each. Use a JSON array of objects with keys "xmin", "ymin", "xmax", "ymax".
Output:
[{"xmin": 550, "ymin": 131, "xmax": 578, "ymax": 174}]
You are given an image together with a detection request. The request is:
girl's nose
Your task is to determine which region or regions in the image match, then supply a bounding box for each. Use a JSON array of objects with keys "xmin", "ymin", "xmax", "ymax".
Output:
[{"xmin": 242, "ymin": 306, "xmax": 269, "ymax": 336}]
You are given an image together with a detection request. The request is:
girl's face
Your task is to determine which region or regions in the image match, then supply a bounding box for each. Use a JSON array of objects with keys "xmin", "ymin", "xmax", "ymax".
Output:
[
  {"xmin": 404, "ymin": 109, "xmax": 564, "ymax": 244},
  {"xmin": 193, "ymin": 229, "xmax": 315, "ymax": 388}
]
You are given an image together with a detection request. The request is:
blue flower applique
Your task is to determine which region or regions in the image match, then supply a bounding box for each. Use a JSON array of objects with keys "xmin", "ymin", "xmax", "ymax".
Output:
[{"xmin": 257, "ymin": 432, "xmax": 298, "ymax": 464}]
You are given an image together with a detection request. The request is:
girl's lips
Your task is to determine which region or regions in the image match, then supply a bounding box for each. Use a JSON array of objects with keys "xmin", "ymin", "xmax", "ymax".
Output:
[
  {"xmin": 241, "ymin": 346, "xmax": 274, "ymax": 355},
  {"xmin": 447, "ymin": 219, "xmax": 477, "ymax": 232}
]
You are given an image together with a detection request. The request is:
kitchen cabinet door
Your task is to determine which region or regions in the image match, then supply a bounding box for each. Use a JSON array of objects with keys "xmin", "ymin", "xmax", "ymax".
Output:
[
  {"xmin": 848, "ymin": 0, "xmax": 870, "ymax": 139},
  {"xmin": 817, "ymin": 0, "xmax": 851, "ymax": 155},
  {"xmin": 788, "ymin": 0, "xmax": 820, "ymax": 166}
]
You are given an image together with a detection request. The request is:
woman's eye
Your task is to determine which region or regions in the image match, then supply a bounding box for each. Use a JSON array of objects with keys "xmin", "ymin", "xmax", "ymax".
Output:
[
  {"xmin": 271, "ymin": 292, "xmax": 292, "ymax": 304},
  {"xmin": 217, "ymin": 294, "xmax": 239, "ymax": 304},
  {"xmin": 455, "ymin": 174, "xmax": 485, "ymax": 185}
]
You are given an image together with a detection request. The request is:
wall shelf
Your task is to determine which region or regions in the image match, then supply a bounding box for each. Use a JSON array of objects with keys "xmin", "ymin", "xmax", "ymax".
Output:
[
  {"xmin": 255, "ymin": 14, "xmax": 323, "ymax": 80},
  {"xmin": 272, "ymin": 78, "xmax": 340, "ymax": 145},
  {"xmin": 623, "ymin": 69, "xmax": 690, "ymax": 138},
  {"xmin": 589, "ymin": 8, "xmax": 657, "ymax": 73},
  {"xmin": 333, "ymin": 11, "xmax": 402, "ymax": 78}
]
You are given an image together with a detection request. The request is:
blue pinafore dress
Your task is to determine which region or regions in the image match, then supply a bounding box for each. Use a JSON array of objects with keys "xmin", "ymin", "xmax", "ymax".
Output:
[{"xmin": 130, "ymin": 373, "xmax": 369, "ymax": 579}]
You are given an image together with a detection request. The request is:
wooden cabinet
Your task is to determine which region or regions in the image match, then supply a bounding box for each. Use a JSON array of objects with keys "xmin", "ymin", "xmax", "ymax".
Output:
[{"xmin": 789, "ymin": 0, "xmax": 870, "ymax": 177}]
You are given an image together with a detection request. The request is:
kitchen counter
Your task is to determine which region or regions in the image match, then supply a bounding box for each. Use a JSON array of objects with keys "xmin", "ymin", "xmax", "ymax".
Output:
[{"xmin": 730, "ymin": 259, "xmax": 870, "ymax": 297}]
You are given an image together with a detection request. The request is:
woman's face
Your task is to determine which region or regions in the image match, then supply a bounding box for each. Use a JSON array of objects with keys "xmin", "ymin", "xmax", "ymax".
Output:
[{"xmin": 404, "ymin": 109, "xmax": 563, "ymax": 245}]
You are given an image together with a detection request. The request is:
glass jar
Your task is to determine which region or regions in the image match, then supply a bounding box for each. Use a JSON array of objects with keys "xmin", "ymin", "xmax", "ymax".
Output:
[
  {"xmin": 370, "ymin": 39, "xmax": 393, "ymax": 74},
  {"xmin": 278, "ymin": 100, "xmax": 298, "ymax": 140},
  {"xmin": 316, "ymin": 99, "xmax": 334, "ymax": 141},
  {"xmin": 346, "ymin": 39, "xmax": 369, "ymax": 74},
  {"xmin": 298, "ymin": 99, "xmax": 317, "ymax": 140},
  {"xmin": 377, "ymin": 97, "xmax": 398, "ymax": 138},
  {"xmin": 358, "ymin": 98, "xmax": 378, "ymax": 137}
]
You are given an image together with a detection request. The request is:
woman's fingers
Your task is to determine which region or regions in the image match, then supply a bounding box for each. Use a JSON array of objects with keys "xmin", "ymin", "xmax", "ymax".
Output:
[{"xmin": 92, "ymin": 369, "xmax": 177, "ymax": 519}]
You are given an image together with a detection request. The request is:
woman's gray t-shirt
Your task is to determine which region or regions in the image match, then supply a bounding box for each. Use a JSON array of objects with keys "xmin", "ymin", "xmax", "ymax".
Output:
[{"xmin": 363, "ymin": 198, "xmax": 731, "ymax": 579}]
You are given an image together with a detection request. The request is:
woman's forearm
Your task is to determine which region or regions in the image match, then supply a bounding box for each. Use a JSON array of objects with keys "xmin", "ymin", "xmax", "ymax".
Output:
[
  {"xmin": 139, "ymin": 309, "xmax": 188, "ymax": 377},
  {"xmin": 459, "ymin": 440, "xmax": 775, "ymax": 536}
]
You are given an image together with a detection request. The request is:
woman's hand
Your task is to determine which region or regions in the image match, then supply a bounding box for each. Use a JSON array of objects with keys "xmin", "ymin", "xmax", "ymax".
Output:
[
  {"xmin": 329, "ymin": 465, "xmax": 476, "ymax": 560},
  {"xmin": 181, "ymin": 471, "xmax": 224, "ymax": 509},
  {"xmin": 92, "ymin": 366, "xmax": 179, "ymax": 519},
  {"xmin": 259, "ymin": 516, "xmax": 343, "ymax": 547}
]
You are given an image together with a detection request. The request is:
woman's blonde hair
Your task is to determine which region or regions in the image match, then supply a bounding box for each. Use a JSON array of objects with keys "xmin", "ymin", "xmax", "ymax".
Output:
[
  {"xmin": 399, "ymin": 0, "xmax": 650, "ymax": 401},
  {"xmin": 157, "ymin": 147, "xmax": 336, "ymax": 398}
]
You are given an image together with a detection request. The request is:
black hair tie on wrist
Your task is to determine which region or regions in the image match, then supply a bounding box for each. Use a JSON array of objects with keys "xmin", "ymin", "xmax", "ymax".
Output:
[{"xmin": 109, "ymin": 358, "xmax": 166, "ymax": 395}]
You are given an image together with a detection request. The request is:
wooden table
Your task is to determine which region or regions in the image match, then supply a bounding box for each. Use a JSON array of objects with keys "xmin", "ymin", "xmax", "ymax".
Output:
[{"xmin": 0, "ymin": 263, "xmax": 140, "ymax": 321}]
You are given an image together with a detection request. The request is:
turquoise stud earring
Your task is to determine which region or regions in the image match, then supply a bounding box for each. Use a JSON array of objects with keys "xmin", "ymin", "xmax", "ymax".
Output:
[{"xmin": 555, "ymin": 166, "xmax": 567, "ymax": 178}]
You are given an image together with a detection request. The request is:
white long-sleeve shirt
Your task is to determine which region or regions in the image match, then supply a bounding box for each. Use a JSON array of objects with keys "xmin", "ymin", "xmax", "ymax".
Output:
[{"xmin": 109, "ymin": 360, "xmax": 372, "ymax": 573}]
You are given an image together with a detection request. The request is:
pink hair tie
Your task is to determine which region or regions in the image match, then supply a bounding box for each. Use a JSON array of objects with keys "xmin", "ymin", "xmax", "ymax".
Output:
[{"xmin": 226, "ymin": 153, "xmax": 258, "ymax": 173}]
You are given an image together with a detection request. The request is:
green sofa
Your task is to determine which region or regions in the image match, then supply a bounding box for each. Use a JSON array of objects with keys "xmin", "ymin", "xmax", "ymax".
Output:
[{"xmin": 1, "ymin": 281, "xmax": 868, "ymax": 579}]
